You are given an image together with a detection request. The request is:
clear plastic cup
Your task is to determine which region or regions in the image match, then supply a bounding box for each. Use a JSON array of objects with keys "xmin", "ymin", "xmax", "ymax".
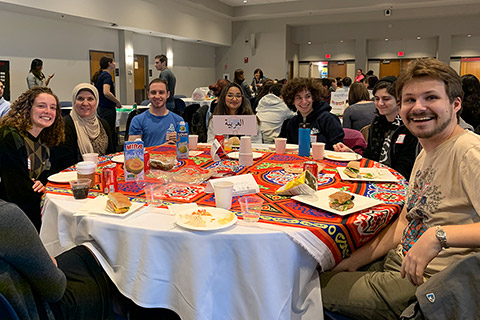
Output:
[{"xmin": 239, "ymin": 195, "xmax": 264, "ymax": 223}]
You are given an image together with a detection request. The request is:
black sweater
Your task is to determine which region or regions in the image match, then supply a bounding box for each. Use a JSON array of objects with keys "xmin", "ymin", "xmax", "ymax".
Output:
[{"xmin": 280, "ymin": 101, "xmax": 344, "ymax": 150}]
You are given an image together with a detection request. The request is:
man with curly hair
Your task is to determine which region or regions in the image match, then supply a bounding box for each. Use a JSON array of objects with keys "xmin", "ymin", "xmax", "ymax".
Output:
[
  {"xmin": 279, "ymin": 77, "xmax": 344, "ymax": 150},
  {"xmin": 321, "ymin": 58, "xmax": 480, "ymax": 319},
  {"xmin": 0, "ymin": 86, "xmax": 64, "ymax": 231}
]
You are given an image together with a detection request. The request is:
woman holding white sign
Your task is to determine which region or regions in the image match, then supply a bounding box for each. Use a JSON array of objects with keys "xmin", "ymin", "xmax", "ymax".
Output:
[{"xmin": 207, "ymin": 82, "xmax": 262, "ymax": 144}]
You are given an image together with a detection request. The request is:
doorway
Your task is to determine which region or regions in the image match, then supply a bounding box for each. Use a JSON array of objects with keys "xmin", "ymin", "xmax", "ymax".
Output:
[
  {"xmin": 134, "ymin": 54, "xmax": 148, "ymax": 104},
  {"xmin": 328, "ymin": 61, "xmax": 347, "ymax": 79},
  {"xmin": 89, "ymin": 50, "xmax": 115, "ymax": 84},
  {"xmin": 379, "ymin": 59, "xmax": 415, "ymax": 78},
  {"xmin": 460, "ymin": 57, "xmax": 480, "ymax": 80}
]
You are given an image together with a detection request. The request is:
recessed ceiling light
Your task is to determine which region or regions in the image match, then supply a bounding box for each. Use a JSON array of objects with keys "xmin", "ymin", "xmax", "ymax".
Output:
[
  {"xmin": 385, "ymin": 38, "xmax": 389, "ymax": 41},
  {"xmin": 416, "ymin": 36, "xmax": 421, "ymax": 40},
  {"xmin": 467, "ymin": 34, "xmax": 472, "ymax": 37},
  {"xmin": 308, "ymin": 41, "xmax": 312, "ymax": 45},
  {"xmin": 243, "ymin": 0, "xmax": 247, "ymax": 3},
  {"xmin": 340, "ymin": 40, "xmax": 344, "ymax": 43}
]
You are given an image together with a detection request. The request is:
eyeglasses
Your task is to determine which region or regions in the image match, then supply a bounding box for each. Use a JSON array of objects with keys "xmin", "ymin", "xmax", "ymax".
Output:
[
  {"xmin": 0, "ymin": 85, "xmax": 4, "ymax": 89},
  {"xmin": 226, "ymin": 94, "xmax": 243, "ymax": 99}
]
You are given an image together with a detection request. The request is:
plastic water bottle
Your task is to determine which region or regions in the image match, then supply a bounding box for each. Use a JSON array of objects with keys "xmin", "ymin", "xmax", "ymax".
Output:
[{"xmin": 298, "ymin": 123, "xmax": 311, "ymax": 157}]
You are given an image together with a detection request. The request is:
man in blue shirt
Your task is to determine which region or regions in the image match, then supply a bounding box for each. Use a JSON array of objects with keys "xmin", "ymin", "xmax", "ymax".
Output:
[{"xmin": 128, "ymin": 79, "xmax": 183, "ymax": 147}]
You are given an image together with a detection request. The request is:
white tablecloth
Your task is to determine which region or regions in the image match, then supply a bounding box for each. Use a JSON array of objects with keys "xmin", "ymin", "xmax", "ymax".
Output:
[
  {"xmin": 40, "ymin": 194, "xmax": 323, "ymax": 320},
  {"xmin": 181, "ymin": 98, "xmax": 213, "ymax": 108}
]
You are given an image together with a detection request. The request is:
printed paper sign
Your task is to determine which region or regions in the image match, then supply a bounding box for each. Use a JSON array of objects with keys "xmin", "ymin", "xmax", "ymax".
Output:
[
  {"xmin": 212, "ymin": 115, "xmax": 257, "ymax": 136},
  {"xmin": 330, "ymin": 91, "xmax": 348, "ymax": 115}
]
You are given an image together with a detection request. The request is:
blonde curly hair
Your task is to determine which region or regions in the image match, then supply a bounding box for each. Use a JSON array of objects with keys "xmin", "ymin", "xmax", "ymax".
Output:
[{"xmin": 0, "ymin": 87, "xmax": 65, "ymax": 147}]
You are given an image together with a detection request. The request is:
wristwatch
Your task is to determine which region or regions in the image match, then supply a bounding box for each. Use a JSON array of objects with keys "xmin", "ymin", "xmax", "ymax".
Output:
[{"xmin": 435, "ymin": 225, "xmax": 449, "ymax": 249}]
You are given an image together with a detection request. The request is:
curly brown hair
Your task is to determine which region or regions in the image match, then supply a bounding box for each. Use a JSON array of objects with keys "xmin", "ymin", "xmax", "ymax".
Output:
[
  {"xmin": 0, "ymin": 87, "xmax": 65, "ymax": 147},
  {"xmin": 281, "ymin": 77, "xmax": 327, "ymax": 108}
]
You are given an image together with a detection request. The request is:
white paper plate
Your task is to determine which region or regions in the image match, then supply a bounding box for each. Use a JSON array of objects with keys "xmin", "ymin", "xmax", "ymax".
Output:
[
  {"xmin": 175, "ymin": 207, "xmax": 237, "ymax": 231},
  {"xmin": 227, "ymin": 152, "xmax": 264, "ymax": 160},
  {"xmin": 292, "ymin": 187, "xmax": 383, "ymax": 216},
  {"xmin": 74, "ymin": 195, "xmax": 144, "ymax": 217},
  {"xmin": 48, "ymin": 171, "xmax": 78, "ymax": 183},
  {"xmin": 337, "ymin": 167, "xmax": 398, "ymax": 182},
  {"xmin": 324, "ymin": 151, "xmax": 362, "ymax": 161},
  {"xmin": 111, "ymin": 155, "xmax": 125, "ymax": 163},
  {"xmin": 268, "ymin": 144, "xmax": 298, "ymax": 151}
]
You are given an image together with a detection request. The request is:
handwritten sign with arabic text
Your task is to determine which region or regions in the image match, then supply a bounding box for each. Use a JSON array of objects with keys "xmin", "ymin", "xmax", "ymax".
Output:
[{"xmin": 212, "ymin": 115, "xmax": 257, "ymax": 135}]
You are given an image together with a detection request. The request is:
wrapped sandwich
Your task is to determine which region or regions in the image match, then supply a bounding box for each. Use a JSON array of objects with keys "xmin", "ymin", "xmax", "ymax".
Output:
[
  {"xmin": 328, "ymin": 191, "xmax": 355, "ymax": 211},
  {"xmin": 344, "ymin": 161, "xmax": 360, "ymax": 178},
  {"xmin": 106, "ymin": 192, "xmax": 132, "ymax": 214}
]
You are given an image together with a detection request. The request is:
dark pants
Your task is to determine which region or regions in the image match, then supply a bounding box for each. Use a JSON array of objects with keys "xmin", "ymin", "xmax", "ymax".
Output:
[
  {"xmin": 98, "ymin": 107, "xmax": 118, "ymax": 149},
  {"xmin": 49, "ymin": 246, "xmax": 116, "ymax": 320}
]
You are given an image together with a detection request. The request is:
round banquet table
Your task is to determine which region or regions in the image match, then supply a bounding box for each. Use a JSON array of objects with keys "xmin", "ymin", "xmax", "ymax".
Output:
[{"xmin": 40, "ymin": 144, "xmax": 408, "ymax": 320}]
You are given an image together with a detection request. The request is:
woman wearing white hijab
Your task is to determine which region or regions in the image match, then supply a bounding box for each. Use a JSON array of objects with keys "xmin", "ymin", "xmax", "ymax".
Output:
[{"xmin": 52, "ymin": 83, "xmax": 115, "ymax": 171}]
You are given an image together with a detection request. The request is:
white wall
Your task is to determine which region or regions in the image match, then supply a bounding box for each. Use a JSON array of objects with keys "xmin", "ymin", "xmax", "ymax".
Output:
[
  {"xmin": 299, "ymin": 41, "xmax": 356, "ymax": 61},
  {"xmin": 0, "ymin": 10, "xmax": 218, "ymax": 103},
  {"xmin": 0, "ymin": 10, "xmax": 119, "ymax": 101},
  {"xmin": 215, "ymin": 20, "xmax": 288, "ymax": 83},
  {"xmin": 367, "ymin": 38, "xmax": 437, "ymax": 59},
  {"xmin": 451, "ymin": 35, "xmax": 480, "ymax": 57}
]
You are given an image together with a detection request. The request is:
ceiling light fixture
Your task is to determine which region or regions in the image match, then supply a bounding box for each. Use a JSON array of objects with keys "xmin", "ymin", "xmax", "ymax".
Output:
[
  {"xmin": 467, "ymin": 34, "xmax": 472, "ymax": 37},
  {"xmin": 308, "ymin": 41, "xmax": 312, "ymax": 45},
  {"xmin": 340, "ymin": 40, "xmax": 344, "ymax": 43},
  {"xmin": 417, "ymin": 36, "xmax": 421, "ymax": 40},
  {"xmin": 385, "ymin": 38, "xmax": 389, "ymax": 41},
  {"xmin": 243, "ymin": 0, "xmax": 247, "ymax": 3}
]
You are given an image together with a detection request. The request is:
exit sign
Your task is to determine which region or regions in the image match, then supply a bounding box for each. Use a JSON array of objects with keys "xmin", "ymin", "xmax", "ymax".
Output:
[
  {"xmin": 398, "ymin": 51, "xmax": 405, "ymax": 57},
  {"xmin": 325, "ymin": 54, "xmax": 331, "ymax": 59}
]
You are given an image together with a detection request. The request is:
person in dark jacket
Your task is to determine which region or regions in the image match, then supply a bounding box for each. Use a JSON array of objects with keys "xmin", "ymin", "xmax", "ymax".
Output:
[
  {"xmin": 334, "ymin": 80, "xmax": 418, "ymax": 179},
  {"xmin": 279, "ymin": 77, "xmax": 344, "ymax": 150},
  {"xmin": 0, "ymin": 87, "xmax": 64, "ymax": 231},
  {"xmin": 52, "ymin": 83, "xmax": 115, "ymax": 172}
]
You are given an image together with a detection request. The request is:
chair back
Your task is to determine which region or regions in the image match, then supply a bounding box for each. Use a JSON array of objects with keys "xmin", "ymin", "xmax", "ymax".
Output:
[
  {"xmin": 60, "ymin": 101, "xmax": 72, "ymax": 117},
  {"xmin": 139, "ymin": 99, "xmax": 150, "ymax": 106},
  {"xmin": 0, "ymin": 293, "xmax": 20, "ymax": 320},
  {"xmin": 183, "ymin": 103, "xmax": 201, "ymax": 130},
  {"xmin": 191, "ymin": 105, "xmax": 209, "ymax": 142},
  {"xmin": 124, "ymin": 108, "xmax": 148, "ymax": 141},
  {"xmin": 173, "ymin": 94, "xmax": 187, "ymax": 99},
  {"xmin": 173, "ymin": 98, "xmax": 186, "ymax": 117},
  {"xmin": 342, "ymin": 128, "xmax": 367, "ymax": 156},
  {"xmin": 360, "ymin": 124, "xmax": 370, "ymax": 142}
]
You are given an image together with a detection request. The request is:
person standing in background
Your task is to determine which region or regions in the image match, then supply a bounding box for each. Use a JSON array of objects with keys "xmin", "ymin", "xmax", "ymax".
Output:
[
  {"xmin": 155, "ymin": 54, "xmax": 176, "ymax": 112},
  {"xmin": 26, "ymin": 58, "xmax": 54, "ymax": 89},
  {"xmin": 0, "ymin": 80, "xmax": 10, "ymax": 117},
  {"xmin": 354, "ymin": 69, "xmax": 365, "ymax": 83},
  {"xmin": 250, "ymin": 68, "xmax": 265, "ymax": 96},
  {"xmin": 234, "ymin": 69, "xmax": 253, "ymax": 98},
  {"xmin": 91, "ymin": 56, "xmax": 121, "ymax": 149}
]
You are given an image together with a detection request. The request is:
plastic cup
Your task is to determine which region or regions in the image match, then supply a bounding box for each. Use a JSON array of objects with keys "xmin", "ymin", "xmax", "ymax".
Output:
[
  {"xmin": 213, "ymin": 181, "xmax": 234, "ymax": 210},
  {"xmin": 82, "ymin": 153, "xmax": 99, "ymax": 164},
  {"xmin": 274, "ymin": 138, "xmax": 287, "ymax": 154},
  {"xmin": 69, "ymin": 179, "xmax": 91, "ymax": 199},
  {"xmin": 76, "ymin": 161, "xmax": 97, "ymax": 188},
  {"xmin": 143, "ymin": 183, "xmax": 165, "ymax": 207},
  {"xmin": 239, "ymin": 195, "xmax": 264, "ymax": 223},
  {"xmin": 189, "ymin": 135, "xmax": 198, "ymax": 150},
  {"xmin": 239, "ymin": 136, "xmax": 252, "ymax": 154},
  {"xmin": 312, "ymin": 142, "xmax": 325, "ymax": 161}
]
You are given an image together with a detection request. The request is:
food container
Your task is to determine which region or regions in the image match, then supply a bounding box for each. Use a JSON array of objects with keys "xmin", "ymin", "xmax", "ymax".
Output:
[{"xmin": 149, "ymin": 154, "xmax": 177, "ymax": 171}]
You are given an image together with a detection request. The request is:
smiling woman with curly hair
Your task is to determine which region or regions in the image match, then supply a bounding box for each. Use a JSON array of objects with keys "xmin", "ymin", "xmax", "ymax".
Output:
[{"xmin": 0, "ymin": 86, "xmax": 64, "ymax": 231}]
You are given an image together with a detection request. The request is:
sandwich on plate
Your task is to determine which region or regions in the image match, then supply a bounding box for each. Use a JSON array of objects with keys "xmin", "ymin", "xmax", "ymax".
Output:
[
  {"xmin": 328, "ymin": 191, "xmax": 355, "ymax": 211},
  {"xmin": 344, "ymin": 161, "xmax": 360, "ymax": 178},
  {"xmin": 106, "ymin": 192, "xmax": 132, "ymax": 214}
]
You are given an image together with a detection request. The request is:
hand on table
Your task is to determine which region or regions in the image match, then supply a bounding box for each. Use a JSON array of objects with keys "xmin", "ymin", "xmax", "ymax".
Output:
[
  {"xmin": 401, "ymin": 227, "xmax": 441, "ymax": 286},
  {"xmin": 32, "ymin": 179, "xmax": 46, "ymax": 193},
  {"xmin": 166, "ymin": 132, "xmax": 177, "ymax": 143},
  {"xmin": 333, "ymin": 142, "xmax": 353, "ymax": 153}
]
